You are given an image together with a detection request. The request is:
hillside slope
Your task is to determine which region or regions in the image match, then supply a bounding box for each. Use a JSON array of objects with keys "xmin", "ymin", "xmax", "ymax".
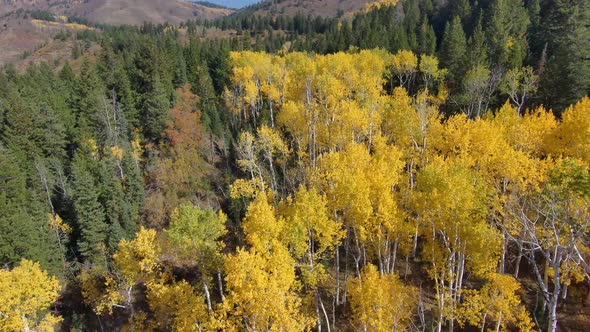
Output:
[
  {"xmin": 247, "ymin": 0, "xmax": 382, "ymax": 17},
  {"xmin": 0, "ymin": 11, "xmax": 95, "ymax": 65},
  {"xmin": 72, "ymin": 0, "xmax": 233, "ymax": 25},
  {"xmin": 0, "ymin": 0, "xmax": 233, "ymax": 25}
]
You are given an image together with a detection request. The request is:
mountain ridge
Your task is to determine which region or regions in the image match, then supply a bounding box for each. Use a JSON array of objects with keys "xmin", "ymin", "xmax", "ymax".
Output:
[{"xmin": 0, "ymin": 0, "xmax": 233, "ymax": 25}]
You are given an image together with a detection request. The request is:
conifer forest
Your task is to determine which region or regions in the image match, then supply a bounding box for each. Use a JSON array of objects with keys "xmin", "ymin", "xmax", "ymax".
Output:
[{"xmin": 1, "ymin": 0, "xmax": 590, "ymax": 331}]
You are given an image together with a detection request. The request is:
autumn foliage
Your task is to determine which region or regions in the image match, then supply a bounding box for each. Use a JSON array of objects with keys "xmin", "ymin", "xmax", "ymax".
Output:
[{"xmin": 5, "ymin": 50, "xmax": 590, "ymax": 332}]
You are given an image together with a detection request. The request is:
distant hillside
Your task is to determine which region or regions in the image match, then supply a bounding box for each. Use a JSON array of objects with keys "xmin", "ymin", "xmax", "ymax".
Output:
[
  {"xmin": 245, "ymin": 0, "xmax": 382, "ymax": 17},
  {"xmin": 0, "ymin": 0, "xmax": 234, "ymax": 25},
  {"xmin": 0, "ymin": 0, "xmax": 234, "ymax": 66},
  {"xmin": 0, "ymin": 10, "xmax": 95, "ymax": 65}
]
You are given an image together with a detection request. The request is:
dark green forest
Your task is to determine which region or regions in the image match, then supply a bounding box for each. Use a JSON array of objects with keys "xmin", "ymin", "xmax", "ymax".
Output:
[{"xmin": 1, "ymin": 0, "xmax": 590, "ymax": 331}]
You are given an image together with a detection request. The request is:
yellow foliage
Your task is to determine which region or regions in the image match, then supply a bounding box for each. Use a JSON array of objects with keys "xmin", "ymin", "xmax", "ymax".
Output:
[
  {"xmin": 347, "ymin": 264, "xmax": 416, "ymax": 331},
  {"xmin": 229, "ymin": 178, "xmax": 260, "ymax": 199},
  {"xmin": 419, "ymin": 54, "xmax": 447, "ymax": 86},
  {"xmin": 553, "ymin": 97, "xmax": 590, "ymax": 162},
  {"xmin": 223, "ymin": 246, "xmax": 312, "ymax": 331},
  {"xmin": 147, "ymin": 280, "xmax": 209, "ymax": 331},
  {"xmin": 114, "ymin": 227, "xmax": 161, "ymax": 284},
  {"xmin": 48, "ymin": 213, "xmax": 71, "ymax": 235},
  {"xmin": 391, "ymin": 50, "xmax": 418, "ymax": 83},
  {"xmin": 109, "ymin": 145, "xmax": 124, "ymax": 161},
  {"xmin": 0, "ymin": 260, "xmax": 61, "ymax": 332},
  {"xmin": 458, "ymin": 273, "xmax": 533, "ymax": 332},
  {"xmin": 282, "ymin": 186, "xmax": 344, "ymax": 259},
  {"xmin": 83, "ymin": 228, "xmax": 162, "ymax": 316},
  {"xmin": 365, "ymin": 0, "xmax": 400, "ymax": 12},
  {"xmin": 131, "ymin": 135, "xmax": 143, "ymax": 161},
  {"xmin": 242, "ymin": 192, "xmax": 285, "ymax": 251}
]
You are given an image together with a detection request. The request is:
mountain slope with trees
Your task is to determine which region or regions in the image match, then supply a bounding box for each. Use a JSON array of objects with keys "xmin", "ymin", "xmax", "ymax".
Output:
[{"xmin": 1, "ymin": 0, "xmax": 590, "ymax": 331}]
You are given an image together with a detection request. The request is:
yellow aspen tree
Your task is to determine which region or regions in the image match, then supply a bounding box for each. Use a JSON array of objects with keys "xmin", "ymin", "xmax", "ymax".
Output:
[
  {"xmin": 413, "ymin": 157, "xmax": 501, "ymax": 332},
  {"xmin": 419, "ymin": 54, "xmax": 447, "ymax": 90},
  {"xmin": 551, "ymin": 97, "xmax": 590, "ymax": 163},
  {"xmin": 458, "ymin": 273, "xmax": 534, "ymax": 332},
  {"xmin": 352, "ymin": 50, "xmax": 389, "ymax": 147},
  {"xmin": 0, "ymin": 260, "xmax": 61, "ymax": 332},
  {"xmin": 313, "ymin": 144, "xmax": 372, "ymax": 277},
  {"xmin": 241, "ymin": 192, "xmax": 285, "ymax": 251},
  {"xmin": 146, "ymin": 280, "xmax": 209, "ymax": 332},
  {"xmin": 222, "ymin": 193, "xmax": 312, "ymax": 331},
  {"xmin": 166, "ymin": 205, "xmax": 227, "ymax": 312},
  {"xmin": 82, "ymin": 227, "xmax": 161, "ymax": 327},
  {"xmin": 257, "ymin": 125, "xmax": 290, "ymax": 193},
  {"xmin": 236, "ymin": 126, "xmax": 289, "ymax": 194},
  {"xmin": 365, "ymin": 136, "xmax": 408, "ymax": 275},
  {"xmin": 390, "ymin": 50, "xmax": 418, "ymax": 89},
  {"xmin": 491, "ymin": 102, "xmax": 558, "ymax": 156},
  {"xmin": 226, "ymin": 51, "xmax": 273, "ymax": 127},
  {"xmin": 312, "ymin": 139, "xmax": 411, "ymax": 314},
  {"xmin": 504, "ymin": 158, "xmax": 590, "ymax": 332},
  {"xmin": 347, "ymin": 264, "xmax": 416, "ymax": 332},
  {"xmin": 280, "ymin": 186, "xmax": 345, "ymax": 332},
  {"xmin": 223, "ymin": 247, "xmax": 310, "ymax": 332}
]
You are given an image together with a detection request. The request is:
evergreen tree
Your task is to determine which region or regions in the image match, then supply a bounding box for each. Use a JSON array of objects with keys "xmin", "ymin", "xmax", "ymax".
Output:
[
  {"xmin": 486, "ymin": 0, "xmax": 530, "ymax": 69},
  {"xmin": 97, "ymin": 45, "xmax": 138, "ymax": 131},
  {"xmin": 190, "ymin": 63, "xmax": 224, "ymax": 136},
  {"xmin": 141, "ymin": 73, "xmax": 169, "ymax": 143},
  {"xmin": 133, "ymin": 40, "xmax": 171, "ymax": 143},
  {"xmin": 417, "ymin": 17, "xmax": 437, "ymax": 55},
  {"xmin": 97, "ymin": 159, "xmax": 127, "ymax": 251},
  {"xmin": 440, "ymin": 16, "xmax": 468, "ymax": 90},
  {"xmin": 467, "ymin": 14, "xmax": 488, "ymax": 69},
  {"xmin": 1, "ymin": 85, "xmax": 44, "ymax": 158},
  {"xmin": 541, "ymin": 0, "xmax": 590, "ymax": 111},
  {"xmin": 121, "ymin": 152, "xmax": 144, "ymax": 229},
  {"xmin": 71, "ymin": 151, "xmax": 108, "ymax": 265},
  {"xmin": 173, "ymin": 52, "xmax": 188, "ymax": 89},
  {"xmin": 452, "ymin": 0, "xmax": 472, "ymax": 23},
  {"xmin": 71, "ymin": 61, "xmax": 105, "ymax": 142},
  {"xmin": 0, "ymin": 148, "xmax": 61, "ymax": 274}
]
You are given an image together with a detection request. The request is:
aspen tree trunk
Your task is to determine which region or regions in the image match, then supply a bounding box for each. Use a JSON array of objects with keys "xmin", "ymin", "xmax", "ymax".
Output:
[
  {"xmin": 203, "ymin": 281, "xmax": 212, "ymax": 311},
  {"xmin": 495, "ymin": 312, "xmax": 502, "ymax": 332},
  {"xmin": 316, "ymin": 298, "xmax": 322, "ymax": 332},
  {"xmin": 392, "ymin": 237, "xmax": 399, "ymax": 273},
  {"xmin": 217, "ymin": 271, "xmax": 224, "ymax": 299},
  {"xmin": 319, "ymin": 295, "xmax": 331, "ymax": 332},
  {"xmin": 335, "ymin": 241, "xmax": 340, "ymax": 304},
  {"xmin": 514, "ymin": 244, "xmax": 523, "ymax": 278},
  {"xmin": 127, "ymin": 286, "xmax": 135, "ymax": 332},
  {"xmin": 547, "ymin": 264, "xmax": 562, "ymax": 332},
  {"xmin": 498, "ymin": 231, "xmax": 506, "ymax": 274},
  {"xmin": 267, "ymin": 155, "xmax": 277, "ymax": 192},
  {"xmin": 269, "ymin": 99, "xmax": 274, "ymax": 128}
]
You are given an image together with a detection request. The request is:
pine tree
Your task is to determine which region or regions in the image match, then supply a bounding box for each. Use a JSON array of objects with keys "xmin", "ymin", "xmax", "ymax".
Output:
[
  {"xmin": 467, "ymin": 14, "xmax": 488, "ymax": 69},
  {"xmin": 541, "ymin": 0, "xmax": 590, "ymax": 111},
  {"xmin": 417, "ymin": 17, "xmax": 437, "ymax": 55},
  {"xmin": 71, "ymin": 60, "xmax": 105, "ymax": 142},
  {"xmin": 173, "ymin": 51, "xmax": 188, "ymax": 89},
  {"xmin": 486, "ymin": 0, "xmax": 530, "ymax": 69},
  {"xmin": 97, "ymin": 45, "xmax": 138, "ymax": 131},
  {"xmin": 0, "ymin": 148, "xmax": 61, "ymax": 274},
  {"xmin": 440, "ymin": 16, "xmax": 468, "ymax": 90},
  {"xmin": 141, "ymin": 73, "xmax": 169, "ymax": 143},
  {"xmin": 71, "ymin": 151, "xmax": 108, "ymax": 265},
  {"xmin": 121, "ymin": 152, "xmax": 144, "ymax": 231},
  {"xmin": 191, "ymin": 63, "xmax": 223, "ymax": 136},
  {"xmin": 452, "ymin": 0, "xmax": 472, "ymax": 23}
]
